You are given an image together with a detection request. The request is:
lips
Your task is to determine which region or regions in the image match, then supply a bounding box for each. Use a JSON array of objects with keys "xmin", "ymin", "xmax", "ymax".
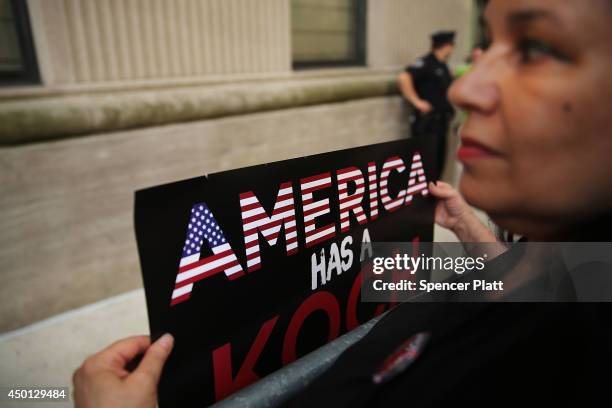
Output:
[{"xmin": 457, "ymin": 137, "xmax": 501, "ymax": 162}]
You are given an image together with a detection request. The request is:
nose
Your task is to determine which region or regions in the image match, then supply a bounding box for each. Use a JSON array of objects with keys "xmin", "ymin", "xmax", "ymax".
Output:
[{"xmin": 448, "ymin": 48, "xmax": 501, "ymax": 114}]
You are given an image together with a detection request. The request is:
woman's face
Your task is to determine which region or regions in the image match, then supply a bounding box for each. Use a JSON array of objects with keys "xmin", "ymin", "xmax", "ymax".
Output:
[{"xmin": 449, "ymin": 0, "xmax": 612, "ymax": 239}]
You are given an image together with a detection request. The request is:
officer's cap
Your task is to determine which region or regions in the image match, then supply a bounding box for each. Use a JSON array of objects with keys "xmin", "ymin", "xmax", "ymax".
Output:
[{"xmin": 431, "ymin": 31, "xmax": 456, "ymax": 48}]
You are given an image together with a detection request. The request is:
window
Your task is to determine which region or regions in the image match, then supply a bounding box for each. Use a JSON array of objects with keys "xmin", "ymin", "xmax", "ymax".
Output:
[
  {"xmin": 0, "ymin": 0, "xmax": 39, "ymax": 85},
  {"xmin": 291, "ymin": 0, "xmax": 366, "ymax": 69},
  {"xmin": 474, "ymin": 0, "xmax": 489, "ymax": 48}
]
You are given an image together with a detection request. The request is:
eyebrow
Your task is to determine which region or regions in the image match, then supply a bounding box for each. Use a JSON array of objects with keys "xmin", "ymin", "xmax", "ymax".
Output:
[{"xmin": 507, "ymin": 9, "xmax": 562, "ymax": 28}]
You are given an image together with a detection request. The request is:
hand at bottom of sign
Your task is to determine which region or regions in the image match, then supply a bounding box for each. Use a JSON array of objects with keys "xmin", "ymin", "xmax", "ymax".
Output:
[{"xmin": 73, "ymin": 334, "xmax": 174, "ymax": 408}]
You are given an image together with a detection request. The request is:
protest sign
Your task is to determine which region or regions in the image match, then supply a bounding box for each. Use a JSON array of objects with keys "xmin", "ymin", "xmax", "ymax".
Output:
[{"xmin": 135, "ymin": 139, "xmax": 436, "ymax": 406}]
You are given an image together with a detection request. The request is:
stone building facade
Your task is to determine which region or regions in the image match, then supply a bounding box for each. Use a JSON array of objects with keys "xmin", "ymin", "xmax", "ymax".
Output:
[{"xmin": 0, "ymin": 0, "xmax": 476, "ymax": 331}]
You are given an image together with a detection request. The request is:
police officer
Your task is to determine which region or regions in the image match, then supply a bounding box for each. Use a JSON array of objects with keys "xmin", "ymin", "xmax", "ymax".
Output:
[{"xmin": 398, "ymin": 30, "xmax": 456, "ymax": 177}]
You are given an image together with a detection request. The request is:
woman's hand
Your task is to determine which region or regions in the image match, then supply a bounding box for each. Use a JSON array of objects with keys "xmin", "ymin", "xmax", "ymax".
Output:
[
  {"xmin": 73, "ymin": 334, "xmax": 174, "ymax": 408},
  {"xmin": 428, "ymin": 181, "xmax": 501, "ymax": 246},
  {"xmin": 428, "ymin": 181, "xmax": 471, "ymax": 231}
]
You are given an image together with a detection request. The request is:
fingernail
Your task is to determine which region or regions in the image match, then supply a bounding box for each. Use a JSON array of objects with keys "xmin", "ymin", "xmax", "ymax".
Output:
[{"xmin": 157, "ymin": 333, "xmax": 174, "ymax": 350}]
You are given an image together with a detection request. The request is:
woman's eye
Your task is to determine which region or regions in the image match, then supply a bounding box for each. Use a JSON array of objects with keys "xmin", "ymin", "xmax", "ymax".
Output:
[{"xmin": 517, "ymin": 38, "xmax": 567, "ymax": 64}]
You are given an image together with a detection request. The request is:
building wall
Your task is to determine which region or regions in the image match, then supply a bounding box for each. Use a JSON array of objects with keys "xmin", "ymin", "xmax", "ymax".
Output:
[
  {"xmin": 368, "ymin": 0, "xmax": 473, "ymax": 69},
  {"xmin": 0, "ymin": 0, "xmax": 475, "ymax": 332},
  {"xmin": 0, "ymin": 96, "xmax": 410, "ymax": 332},
  {"xmin": 21, "ymin": 0, "xmax": 473, "ymax": 91},
  {"xmin": 28, "ymin": 0, "xmax": 291, "ymax": 86}
]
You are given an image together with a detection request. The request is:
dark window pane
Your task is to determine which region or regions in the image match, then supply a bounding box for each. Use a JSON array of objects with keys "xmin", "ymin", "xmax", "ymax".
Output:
[
  {"xmin": 292, "ymin": 0, "xmax": 365, "ymax": 68},
  {"xmin": 0, "ymin": 0, "xmax": 39, "ymax": 85},
  {"xmin": 0, "ymin": 0, "xmax": 23, "ymax": 72}
]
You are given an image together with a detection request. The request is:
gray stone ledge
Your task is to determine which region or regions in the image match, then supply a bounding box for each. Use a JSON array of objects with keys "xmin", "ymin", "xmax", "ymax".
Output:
[{"xmin": 0, "ymin": 74, "xmax": 399, "ymax": 146}]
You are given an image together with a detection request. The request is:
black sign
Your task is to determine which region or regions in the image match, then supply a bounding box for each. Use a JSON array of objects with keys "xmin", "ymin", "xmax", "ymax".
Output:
[{"xmin": 134, "ymin": 139, "xmax": 436, "ymax": 406}]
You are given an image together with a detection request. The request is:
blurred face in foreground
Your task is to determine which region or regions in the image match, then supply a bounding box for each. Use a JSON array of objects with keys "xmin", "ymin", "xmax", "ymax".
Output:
[{"xmin": 449, "ymin": 0, "xmax": 612, "ymax": 239}]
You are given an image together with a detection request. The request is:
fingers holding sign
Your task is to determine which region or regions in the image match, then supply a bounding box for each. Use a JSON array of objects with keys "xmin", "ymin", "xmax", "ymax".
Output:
[
  {"xmin": 428, "ymin": 181, "xmax": 471, "ymax": 230},
  {"xmin": 73, "ymin": 334, "xmax": 174, "ymax": 408}
]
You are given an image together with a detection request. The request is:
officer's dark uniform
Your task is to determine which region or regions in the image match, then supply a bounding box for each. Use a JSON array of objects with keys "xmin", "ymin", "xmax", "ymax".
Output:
[{"xmin": 407, "ymin": 31, "xmax": 455, "ymax": 177}]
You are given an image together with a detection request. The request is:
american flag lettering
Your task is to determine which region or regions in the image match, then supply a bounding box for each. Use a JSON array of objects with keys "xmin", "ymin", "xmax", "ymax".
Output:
[
  {"xmin": 170, "ymin": 203, "xmax": 245, "ymax": 305},
  {"xmin": 169, "ymin": 151, "xmax": 430, "ymax": 306},
  {"xmin": 240, "ymin": 182, "xmax": 298, "ymax": 273}
]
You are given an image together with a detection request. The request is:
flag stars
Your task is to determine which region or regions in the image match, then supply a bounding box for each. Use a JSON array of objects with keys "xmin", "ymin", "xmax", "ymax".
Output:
[{"xmin": 182, "ymin": 203, "xmax": 229, "ymax": 257}]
